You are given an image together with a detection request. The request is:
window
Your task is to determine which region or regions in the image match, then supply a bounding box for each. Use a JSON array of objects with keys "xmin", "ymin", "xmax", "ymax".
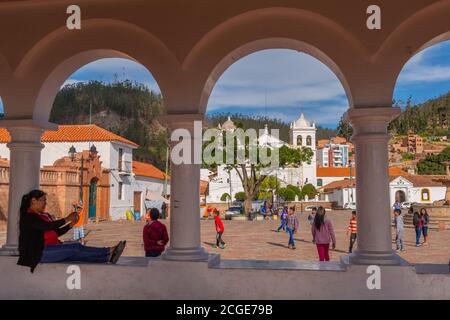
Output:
[
  {"xmin": 317, "ymin": 179, "xmax": 323, "ymax": 187},
  {"xmin": 297, "ymin": 135, "xmax": 302, "ymax": 146},
  {"xmin": 118, "ymin": 182, "xmax": 123, "ymax": 200},
  {"xmin": 306, "ymin": 135, "xmax": 312, "ymax": 146},
  {"xmin": 421, "ymin": 188, "xmax": 430, "ymax": 202},
  {"xmin": 118, "ymin": 148, "xmax": 123, "ymax": 171}
]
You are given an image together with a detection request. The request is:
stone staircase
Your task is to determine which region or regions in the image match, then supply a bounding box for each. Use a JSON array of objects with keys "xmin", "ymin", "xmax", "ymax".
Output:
[{"xmin": 403, "ymin": 207, "xmax": 450, "ymax": 230}]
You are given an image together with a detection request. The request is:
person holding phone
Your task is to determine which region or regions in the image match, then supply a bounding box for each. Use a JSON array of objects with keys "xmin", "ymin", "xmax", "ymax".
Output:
[{"xmin": 17, "ymin": 189, "xmax": 126, "ymax": 273}]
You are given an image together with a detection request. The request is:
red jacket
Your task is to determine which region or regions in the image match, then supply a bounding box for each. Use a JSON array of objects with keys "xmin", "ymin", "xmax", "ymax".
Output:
[
  {"xmin": 143, "ymin": 220, "xmax": 169, "ymax": 252},
  {"xmin": 214, "ymin": 215, "xmax": 224, "ymax": 233}
]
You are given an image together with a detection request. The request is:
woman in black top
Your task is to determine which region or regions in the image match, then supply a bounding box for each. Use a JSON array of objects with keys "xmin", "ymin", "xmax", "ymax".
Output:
[{"xmin": 18, "ymin": 189, "xmax": 126, "ymax": 272}]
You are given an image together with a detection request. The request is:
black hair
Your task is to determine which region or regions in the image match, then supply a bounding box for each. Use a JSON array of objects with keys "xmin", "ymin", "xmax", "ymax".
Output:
[
  {"xmin": 149, "ymin": 208, "xmax": 160, "ymax": 220},
  {"xmin": 394, "ymin": 209, "xmax": 401, "ymax": 214},
  {"xmin": 352, "ymin": 210, "xmax": 357, "ymax": 215},
  {"xmin": 314, "ymin": 206, "xmax": 326, "ymax": 230},
  {"xmin": 20, "ymin": 189, "xmax": 46, "ymax": 216},
  {"xmin": 420, "ymin": 208, "xmax": 428, "ymax": 216}
]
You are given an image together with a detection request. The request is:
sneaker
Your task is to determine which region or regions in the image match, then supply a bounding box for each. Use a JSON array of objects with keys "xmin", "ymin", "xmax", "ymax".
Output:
[
  {"xmin": 110, "ymin": 240, "xmax": 126, "ymax": 264},
  {"xmin": 415, "ymin": 244, "xmax": 421, "ymax": 247},
  {"xmin": 287, "ymin": 244, "xmax": 292, "ymax": 249},
  {"xmin": 292, "ymin": 246, "xmax": 296, "ymax": 250}
]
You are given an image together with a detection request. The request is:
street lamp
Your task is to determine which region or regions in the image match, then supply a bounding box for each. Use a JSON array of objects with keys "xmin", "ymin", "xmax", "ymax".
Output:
[{"xmin": 349, "ymin": 159, "xmax": 354, "ymax": 202}]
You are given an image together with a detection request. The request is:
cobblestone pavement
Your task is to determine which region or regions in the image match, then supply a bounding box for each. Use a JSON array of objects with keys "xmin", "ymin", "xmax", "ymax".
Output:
[{"xmin": 1, "ymin": 210, "xmax": 449, "ymax": 264}]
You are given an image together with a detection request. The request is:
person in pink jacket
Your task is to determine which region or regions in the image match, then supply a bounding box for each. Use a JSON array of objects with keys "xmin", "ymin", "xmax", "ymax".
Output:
[{"xmin": 311, "ymin": 206, "xmax": 336, "ymax": 261}]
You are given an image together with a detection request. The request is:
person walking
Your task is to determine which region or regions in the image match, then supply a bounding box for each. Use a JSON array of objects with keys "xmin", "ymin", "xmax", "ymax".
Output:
[
  {"xmin": 420, "ymin": 208, "xmax": 430, "ymax": 245},
  {"xmin": 311, "ymin": 206, "xmax": 336, "ymax": 261},
  {"xmin": 413, "ymin": 211, "xmax": 423, "ymax": 247},
  {"xmin": 143, "ymin": 208, "xmax": 169, "ymax": 257},
  {"xmin": 393, "ymin": 209, "xmax": 404, "ymax": 251},
  {"xmin": 286, "ymin": 207, "xmax": 299, "ymax": 249},
  {"xmin": 277, "ymin": 206, "xmax": 288, "ymax": 232},
  {"xmin": 347, "ymin": 210, "xmax": 357, "ymax": 253},
  {"xmin": 214, "ymin": 210, "xmax": 226, "ymax": 249}
]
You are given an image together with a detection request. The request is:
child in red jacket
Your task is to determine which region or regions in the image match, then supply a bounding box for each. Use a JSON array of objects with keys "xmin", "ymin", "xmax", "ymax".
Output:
[
  {"xmin": 143, "ymin": 208, "xmax": 169, "ymax": 257},
  {"xmin": 214, "ymin": 210, "xmax": 226, "ymax": 249}
]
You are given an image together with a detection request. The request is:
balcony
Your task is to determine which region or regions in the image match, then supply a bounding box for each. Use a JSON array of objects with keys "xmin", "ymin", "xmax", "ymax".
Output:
[{"xmin": 118, "ymin": 160, "xmax": 132, "ymax": 176}]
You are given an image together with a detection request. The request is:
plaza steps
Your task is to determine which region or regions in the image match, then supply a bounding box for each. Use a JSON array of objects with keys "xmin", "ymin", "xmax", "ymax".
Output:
[{"xmin": 402, "ymin": 212, "xmax": 450, "ymax": 230}]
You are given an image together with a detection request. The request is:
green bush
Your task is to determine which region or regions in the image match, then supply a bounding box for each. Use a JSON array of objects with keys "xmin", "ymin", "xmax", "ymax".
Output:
[{"xmin": 234, "ymin": 192, "xmax": 246, "ymax": 201}]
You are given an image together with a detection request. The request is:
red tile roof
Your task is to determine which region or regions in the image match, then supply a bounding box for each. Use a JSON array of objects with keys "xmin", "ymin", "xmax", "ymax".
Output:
[
  {"xmin": 0, "ymin": 125, "xmax": 138, "ymax": 147},
  {"xmin": 322, "ymin": 179, "xmax": 356, "ymax": 191},
  {"xmin": 390, "ymin": 175, "xmax": 446, "ymax": 187},
  {"xmin": 132, "ymin": 161, "xmax": 169, "ymax": 181},
  {"xmin": 317, "ymin": 166, "xmax": 409, "ymax": 177}
]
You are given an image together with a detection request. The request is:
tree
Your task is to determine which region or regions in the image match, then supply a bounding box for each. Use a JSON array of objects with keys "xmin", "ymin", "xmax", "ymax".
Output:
[
  {"xmin": 220, "ymin": 193, "xmax": 231, "ymax": 202},
  {"xmin": 234, "ymin": 192, "xmax": 246, "ymax": 201},
  {"xmin": 278, "ymin": 188, "xmax": 296, "ymax": 202},
  {"xmin": 301, "ymin": 184, "xmax": 317, "ymax": 200},
  {"xmin": 203, "ymin": 132, "xmax": 313, "ymax": 215},
  {"xmin": 337, "ymin": 115, "xmax": 353, "ymax": 141},
  {"xmin": 417, "ymin": 147, "xmax": 450, "ymax": 175}
]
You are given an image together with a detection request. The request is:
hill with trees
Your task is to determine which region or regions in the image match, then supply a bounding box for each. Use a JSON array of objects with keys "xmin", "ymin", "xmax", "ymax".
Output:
[{"xmin": 51, "ymin": 80, "xmax": 168, "ymax": 170}]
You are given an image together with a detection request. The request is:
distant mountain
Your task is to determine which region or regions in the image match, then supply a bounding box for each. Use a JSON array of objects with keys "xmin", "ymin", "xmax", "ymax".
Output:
[
  {"xmin": 51, "ymin": 80, "xmax": 168, "ymax": 170},
  {"xmin": 51, "ymin": 82, "xmax": 338, "ymax": 171},
  {"xmin": 206, "ymin": 113, "xmax": 336, "ymax": 142}
]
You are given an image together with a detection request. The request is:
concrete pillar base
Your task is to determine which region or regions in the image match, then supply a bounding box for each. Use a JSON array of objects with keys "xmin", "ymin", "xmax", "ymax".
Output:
[
  {"xmin": 348, "ymin": 250, "xmax": 402, "ymax": 265},
  {"xmin": 162, "ymin": 247, "xmax": 209, "ymax": 261},
  {"xmin": 0, "ymin": 245, "xmax": 19, "ymax": 256}
]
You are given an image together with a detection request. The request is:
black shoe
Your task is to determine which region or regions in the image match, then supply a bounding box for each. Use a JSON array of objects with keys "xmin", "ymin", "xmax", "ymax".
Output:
[{"xmin": 110, "ymin": 240, "xmax": 126, "ymax": 264}]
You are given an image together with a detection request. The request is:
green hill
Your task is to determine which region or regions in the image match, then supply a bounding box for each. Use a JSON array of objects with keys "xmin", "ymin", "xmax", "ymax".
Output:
[
  {"xmin": 51, "ymin": 81, "xmax": 337, "ymax": 170},
  {"xmin": 51, "ymin": 80, "xmax": 168, "ymax": 170},
  {"xmin": 390, "ymin": 93, "xmax": 450, "ymax": 136}
]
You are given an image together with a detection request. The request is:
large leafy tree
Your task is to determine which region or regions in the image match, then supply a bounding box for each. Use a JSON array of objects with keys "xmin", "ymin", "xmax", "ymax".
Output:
[{"xmin": 203, "ymin": 130, "xmax": 313, "ymax": 214}]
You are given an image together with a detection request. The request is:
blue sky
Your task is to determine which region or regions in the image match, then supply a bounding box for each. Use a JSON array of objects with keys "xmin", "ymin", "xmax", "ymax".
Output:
[{"xmin": 1, "ymin": 41, "xmax": 449, "ymax": 127}]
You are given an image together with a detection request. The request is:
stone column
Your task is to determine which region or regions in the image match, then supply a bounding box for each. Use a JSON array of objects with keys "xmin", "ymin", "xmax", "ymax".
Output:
[
  {"xmin": 0, "ymin": 126, "xmax": 44, "ymax": 255},
  {"xmin": 346, "ymin": 107, "xmax": 402, "ymax": 265},
  {"xmin": 159, "ymin": 114, "xmax": 208, "ymax": 261}
]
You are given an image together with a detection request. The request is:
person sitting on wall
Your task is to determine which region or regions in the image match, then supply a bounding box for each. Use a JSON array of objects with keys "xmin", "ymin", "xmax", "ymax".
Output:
[
  {"xmin": 143, "ymin": 208, "xmax": 169, "ymax": 257},
  {"xmin": 17, "ymin": 189, "xmax": 126, "ymax": 273}
]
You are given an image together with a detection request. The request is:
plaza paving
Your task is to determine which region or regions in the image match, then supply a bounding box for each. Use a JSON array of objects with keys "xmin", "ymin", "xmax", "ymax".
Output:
[{"xmin": 1, "ymin": 210, "xmax": 449, "ymax": 264}]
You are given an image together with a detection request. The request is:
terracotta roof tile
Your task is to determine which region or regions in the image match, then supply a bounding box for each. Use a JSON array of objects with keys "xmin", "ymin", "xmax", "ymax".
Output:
[
  {"xmin": 317, "ymin": 166, "xmax": 409, "ymax": 177},
  {"xmin": 0, "ymin": 125, "xmax": 138, "ymax": 147},
  {"xmin": 322, "ymin": 179, "xmax": 356, "ymax": 191},
  {"xmin": 133, "ymin": 161, "xmax": 169, "ymax": 181}
]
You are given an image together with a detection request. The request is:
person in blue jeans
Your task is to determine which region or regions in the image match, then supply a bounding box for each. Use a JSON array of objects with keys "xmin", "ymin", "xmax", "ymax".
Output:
[
  {"xmin": 412, "ymin": 211, "xmax": 423, "ymax": 247},
  {"xmin": 420, "ymin": 208, "xmax": 430, "ymax": 245},
  {"xmin": 277, "ymin": 206, "xmax": 288, "ymax": 232},
  {"xmin": 286, "ymin": 207, "xmax": 299, "ymax": 249},
  {"xmin": 17, "ymin": 189, "xmax": 126, "ymax": 272}
]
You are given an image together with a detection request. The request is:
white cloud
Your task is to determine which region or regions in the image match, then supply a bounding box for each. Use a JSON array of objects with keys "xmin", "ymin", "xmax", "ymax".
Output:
[
  {"xmin": 207, "ymin": 49, "xmax": 348, "ymax": 112},
  {"xmin": 399, "ymin": 44, "xmax": 450, "ymax": 83}
]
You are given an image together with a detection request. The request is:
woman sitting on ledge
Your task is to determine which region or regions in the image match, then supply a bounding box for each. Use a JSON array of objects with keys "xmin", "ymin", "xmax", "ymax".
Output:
[{"xmin": 17, "ymin": 189, "xmax": 126, "ymax": 273}]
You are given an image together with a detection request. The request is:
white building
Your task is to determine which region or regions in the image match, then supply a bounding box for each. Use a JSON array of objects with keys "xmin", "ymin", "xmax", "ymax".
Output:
[
  {"xmin": 389, "ymin": 175, "xmax": 447, "ymax": 206},
  {"xmin": 321, "ymin": 174, "xmax": 447, "ymax": 208},
  {"xmin": 317, "ymin": 143, "xmax": 349, "ymax": 167},
  {"xmin": 290, "ymin": 113, "xmax": 317, "ymax": 185},
  {"xmin": 0, "ymin": 125, "xmax": 169, "ymax": 220},
  {"xmin": 203, "ymin": 114, "xmax": 318, "ymax": 203}
]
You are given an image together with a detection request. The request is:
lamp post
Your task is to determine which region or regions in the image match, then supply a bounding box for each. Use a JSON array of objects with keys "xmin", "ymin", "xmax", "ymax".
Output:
[
  {"xmin": 349, "ymin": 159, "xmax": 354, "ymax": 203},
  {"xmin": 69, "ymin": 144, "xmax": 98, "ymax": 205}
]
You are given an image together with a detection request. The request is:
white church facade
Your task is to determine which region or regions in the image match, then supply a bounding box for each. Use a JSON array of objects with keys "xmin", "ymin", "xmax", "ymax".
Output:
[{"xmin": 202, "ymin": 114, "xmax": 318, "ymax": 203}]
